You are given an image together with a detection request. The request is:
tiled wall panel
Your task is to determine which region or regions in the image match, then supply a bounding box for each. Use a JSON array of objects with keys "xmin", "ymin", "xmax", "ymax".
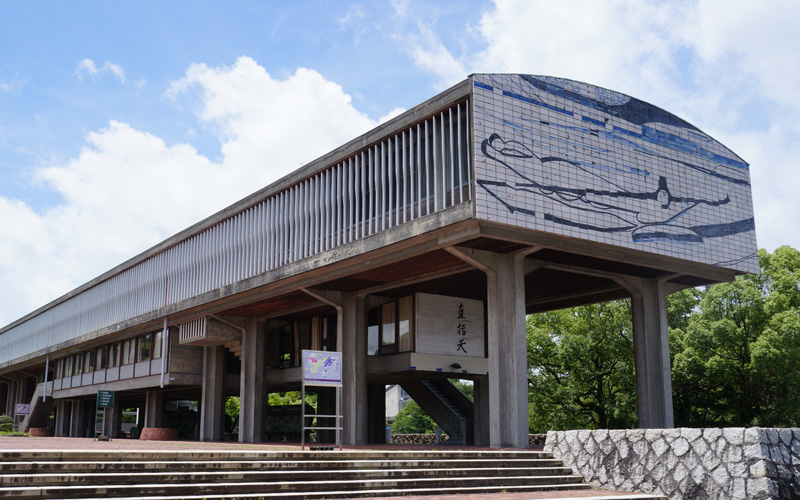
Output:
[{"xmin": 472, "ymin": 75, "xmax": 758, "ymax": 274}]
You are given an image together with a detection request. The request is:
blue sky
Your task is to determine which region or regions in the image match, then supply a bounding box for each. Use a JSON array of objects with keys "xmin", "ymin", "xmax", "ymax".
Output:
[{"xmin": 1, "ymin": 0, "xmax": 799, "ymax": 326}]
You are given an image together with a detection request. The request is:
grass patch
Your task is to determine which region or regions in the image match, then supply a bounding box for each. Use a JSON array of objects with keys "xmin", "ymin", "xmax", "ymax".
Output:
[{"xmin": 0, "ymin": 431, "xmax": 29, "ymax": 437}]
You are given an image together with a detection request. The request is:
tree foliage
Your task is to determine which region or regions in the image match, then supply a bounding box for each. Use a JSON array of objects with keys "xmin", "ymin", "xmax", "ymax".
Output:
[
  {"xmin": 527, "ymin": 246, "xmax": 800, "ymax": 431},
  {"xmin": 671, "ymin": 246, "xmax": 800, "ymax": 427},
  {"xmin": 527, "ymin": 300, "xmax": 637, "ymax": 432},
  {"xmin": 390, "ymin": 400, "xmax": 437, "ymax": 434}
]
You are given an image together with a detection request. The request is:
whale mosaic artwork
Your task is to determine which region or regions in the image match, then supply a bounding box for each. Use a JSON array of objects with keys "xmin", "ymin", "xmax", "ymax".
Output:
[{"xmin": 472, "ymin": 74, "xmax": 758, "ymax": 274}]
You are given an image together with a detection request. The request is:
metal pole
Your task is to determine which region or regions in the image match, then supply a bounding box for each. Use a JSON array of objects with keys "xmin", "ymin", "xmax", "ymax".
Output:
[
  {"xmin": 301, "ymin": 382, "xmax": 306, "ymax": 450},
  {"xmin": 43, "ymin": 355, "xmax": 49, "ymax": 402}
]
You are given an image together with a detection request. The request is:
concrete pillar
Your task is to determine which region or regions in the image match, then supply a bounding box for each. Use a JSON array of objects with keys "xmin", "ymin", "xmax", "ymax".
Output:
[
  {"xmin": 112, "ymin": 398, "xmax": 124, "ymax": 439},
  {"xmin": 54, "ymin": 399, "xmax": 69, "ymax": 437},
  {"xmin": 447, "ymin": 246, "xmax": 539, "ymax": 448},
  {"xmin": 69, "ymin": 399, "xmax": 84, "ymax": 437},
  {"xmin": 621, "ymin": 276, "xmax": 674, "ymax": 428},
  {"xmin": 303, "ymin": 289, "xmax": 368, "ymax": 445},
  {"xmin": 239, "ymin": 318, "xmax": 265, "ymax": 443},
  {"xmin": 367, "ymin": 383, "xmax": 386, "ymax": 444},
  {"xmin": 200, "ymin": 345, "xmax": 225, "ymax": 441},
  {"xmin": 472, "ymin": 375, "xmax": 490, "ymax": 446},
  {"xmin": 144, "ymin": 390, "xmax": 165, "ymax": 428}
]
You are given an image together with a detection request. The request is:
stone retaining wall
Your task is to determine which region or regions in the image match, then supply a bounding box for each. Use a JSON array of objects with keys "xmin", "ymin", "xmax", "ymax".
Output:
[
  {"xmin": 389, "ymin": 433, "xmax": 450, "ymax": 444},
  {"xmin": 388, "ymin": 433, "xmax": 547, "ymax": 446},
  {"xmin": 545, "ymin": 428, "xmax": 800, "ymax": 500}
]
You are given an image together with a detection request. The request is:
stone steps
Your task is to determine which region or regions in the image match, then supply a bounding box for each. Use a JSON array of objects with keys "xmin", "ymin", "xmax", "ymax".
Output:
[{"xmin": 0, "ymin": 449, "xmax": 666, "ymax": 499}]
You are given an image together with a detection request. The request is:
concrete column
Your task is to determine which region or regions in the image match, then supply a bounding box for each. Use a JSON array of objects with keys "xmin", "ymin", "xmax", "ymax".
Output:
[
  {"xmin": 621, "ymin": 276, "xmax": 674, "ymax": 428},
  {"xmin": 144, "ymin": 390, "xmax": 164, "ymax": 428},
  {"xmin": 303, "ymin": 289, "xmax": 367, "ymax": 445},
  {"xmin": 472, "ymin": 375, "xmax": 490, "ymax": 446},
  {"xmin": 69, "ymin": 399, "xmax": 84, "ymax": 437},
  {"xmin": 54, "ymin": 399, "xmax": 69, "ymax": 437},
  {"xmin": 239, "ymin": 318, "xmax": 265, "ymax": 443},
  {"xmin": 367, "ymin": 383, "xmax": 386, "ymax": 444},
  {"xmin": 200, "ymin": 345, "xmax": 225, "ymax": 441},
  {"xmin": 112, "ymin": 399, "xmax": 124, "ymax": 439},
  {"xmin": 447, "ymin": 246, "xmax": 539, "ymax": 448}
]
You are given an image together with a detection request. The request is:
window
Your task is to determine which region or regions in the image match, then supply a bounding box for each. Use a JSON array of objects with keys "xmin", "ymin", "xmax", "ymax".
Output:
[
  {"xmin": 74, "ymin": 353, "xmax": 83, "ymax": 375},
  {"xmin": 397, "ymin": 296, "xmax": 414, "ymax": 352},
  {"xmin": 381, "ymin": 302, "xmax": 396, "ymax": 353},
  {"xmin": 64, "ymin": 357, "xmax": 73, "ymax": 377},
  {"xmin": 138, "ymin": 334, "xmax": 151, "ymax": 362},
  {"xmin": 153, "ymin": 331, "xmax": 163, "ymax": 359},
  {"xmin": 96, "ymin": 346, "xmax": 106, "ymax": 370},
  {"xmin": 122, "ymin": 340, "xmax": 135, "ymax": 365},
  {"xmin": 368, "ymin": 296, "xmax": 414, "ymax": 355},
  {"xmin": 84, "ymin": 350, "xmax": 95, "ymax": 373},
  {"xmin": 108, "ymin": 343, "xmax": 121, "ymax": 368},
  {"xmin": 367, "ymin": 308, "xmax": 380, "ymax": 356},
  {"xmin": 56, "ymin": 359, "xmax": 63, "ymax": 379}
]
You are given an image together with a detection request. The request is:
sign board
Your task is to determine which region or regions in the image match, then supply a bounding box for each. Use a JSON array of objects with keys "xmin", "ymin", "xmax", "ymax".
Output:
[
  {"xmin": 302, "ymin": 350, "xmax": 342, "ymax": 386},
  {"xmin": 14, "ymin": 404, "xmax": 30, "ymax": 415},
  {"xmin": 97, "ymin": 390, "xmax": 115, "ymax": 408},
  {"xmin": 415, "ymin": 293, "xmax": 485, "ymax": 357}
]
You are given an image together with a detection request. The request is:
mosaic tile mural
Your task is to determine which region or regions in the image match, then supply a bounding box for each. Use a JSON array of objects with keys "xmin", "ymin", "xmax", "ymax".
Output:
[{"xmin": 472, "ymin": 74, "xmax": 758, "ymax": 274}]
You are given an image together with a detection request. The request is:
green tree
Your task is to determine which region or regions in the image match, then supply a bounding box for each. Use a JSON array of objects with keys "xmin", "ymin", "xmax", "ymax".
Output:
[
  {"xmin": 390, "ymin": 400, "xmax": 437, "ymax": 434},
  {"xmin": 671, "ymin": 246, "xmax": 800, "ymax": 427},
  {"xmin": 527, "ymin": 300, "xmax": 638, "ymax": 432}
]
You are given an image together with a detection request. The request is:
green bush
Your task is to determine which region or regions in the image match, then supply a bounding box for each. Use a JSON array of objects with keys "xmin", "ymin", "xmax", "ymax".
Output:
[
  {"xmin": 0, "ymin": 415, "xmax": 12, "ymax": 425},
  {"xmin": 0, "ymin": 423, "xmax": 13, "ymax": 432}
]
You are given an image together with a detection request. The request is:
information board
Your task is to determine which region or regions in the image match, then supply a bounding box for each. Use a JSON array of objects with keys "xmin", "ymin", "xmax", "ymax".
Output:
[
  {"xmin": 302, "ymin": 350, "xmax": 342, "ymax": 386},
  {"xmin": 14, "ymin": 404, "xmax": 29, "ymax": 415},
  {"xmin": 97, "ymin": 390, "xmax": 115, "ymax": 408}
]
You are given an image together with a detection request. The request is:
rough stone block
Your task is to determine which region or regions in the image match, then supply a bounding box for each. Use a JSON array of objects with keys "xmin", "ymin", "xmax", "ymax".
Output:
[{"xmin": 672, "ymin": 436, "xmax": 690, "ymax": 456}]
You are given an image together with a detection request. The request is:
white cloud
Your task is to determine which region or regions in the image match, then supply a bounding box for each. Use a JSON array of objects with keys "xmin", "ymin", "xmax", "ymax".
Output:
[
  {"xmin": 0, "ymin": 58, "xmax": 382, "ymax": 326},
  {"xmin": 166, "ymin": 57, "xmax": 377, "ymax": 179},
  {"xmin": 0, "ymin": 75, "xmax": 25, "ymax": 93},
  {"xmin": 76, "ymin": 58, "xmax": 127, "ymax": 83},
  {"xmin": 393, "ymin": 0, "xmax": 800, "ymax": 253},
  {"xmin": 338, "ymin": 4, "xmax": 365, "ymax": 25}
]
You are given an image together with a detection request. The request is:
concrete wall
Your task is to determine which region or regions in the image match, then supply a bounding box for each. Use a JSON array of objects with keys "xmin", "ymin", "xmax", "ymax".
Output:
[{"xmin": 545, "ymin": 428, "xmax": 800, "ymax": 500}]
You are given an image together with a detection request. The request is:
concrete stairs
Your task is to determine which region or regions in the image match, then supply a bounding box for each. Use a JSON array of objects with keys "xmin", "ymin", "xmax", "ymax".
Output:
[
  {"xmin": 223, "ymin": 340, "xmax": 242, "ymax": 360},
  {"xmin": 0, "ymin": 449, "xmax": 665, "ymax": 499},
  {"xmin": 20, "ymin": 381, "xmax": 55, "ymax": 431},
  {"xmin": 401, "ymin": 379, "xmax": 473, "ymax": 445}
]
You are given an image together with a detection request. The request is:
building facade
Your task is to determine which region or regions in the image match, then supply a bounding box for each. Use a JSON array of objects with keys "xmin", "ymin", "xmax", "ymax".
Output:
[{"xmin": 0, "ymin": 74, "xmax": 757, "ymax": 448}]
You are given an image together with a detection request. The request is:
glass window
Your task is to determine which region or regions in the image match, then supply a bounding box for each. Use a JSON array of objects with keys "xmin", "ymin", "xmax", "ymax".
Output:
[
  {"xmin": 96, "ymin": 347, "xmax": 106, "ymax": 370},
  {"xmin": 64, "ymin": 357, "xmax": 73, "ymax": 377},
  {"xmin": 138, "ymin": 334, "xmax": 151, "ymax": 362},
  {"xmin": 84, "ymin": 351, "xmax": 95, "ymax": 373},
  {"xmin": 74, "ymin": 353, "xmax": 83, "ymax": 375},
  {"xmin": 153, "ymin": 331, "xmax": 163, "ymax": 359},
  {"xmin": 397, "ymin": 296, "xmax": 413, "ymax": 353},
  {"xmin": 109, "ymin": 343, "xmax": 121, "ymax": 367},
  {"xmin": 381, "ymin": 302, "xmax": 396, "ymax": 353},
  {"xmin": 122, "ymin": 340, "xmax": 135, "ymax": 365},
  {"xmin": 56, "ymin": 359, "xmax": 63, "ymax": 379},
  {"xmin": 367, "ymin": 308, "xmax": 380, "ymax": 355}
]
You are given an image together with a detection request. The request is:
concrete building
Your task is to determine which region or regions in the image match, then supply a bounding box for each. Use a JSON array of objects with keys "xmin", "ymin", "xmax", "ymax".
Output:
[{"xmin": 0, "ymin": 74, "xmax": 757, "ymax": 448}]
